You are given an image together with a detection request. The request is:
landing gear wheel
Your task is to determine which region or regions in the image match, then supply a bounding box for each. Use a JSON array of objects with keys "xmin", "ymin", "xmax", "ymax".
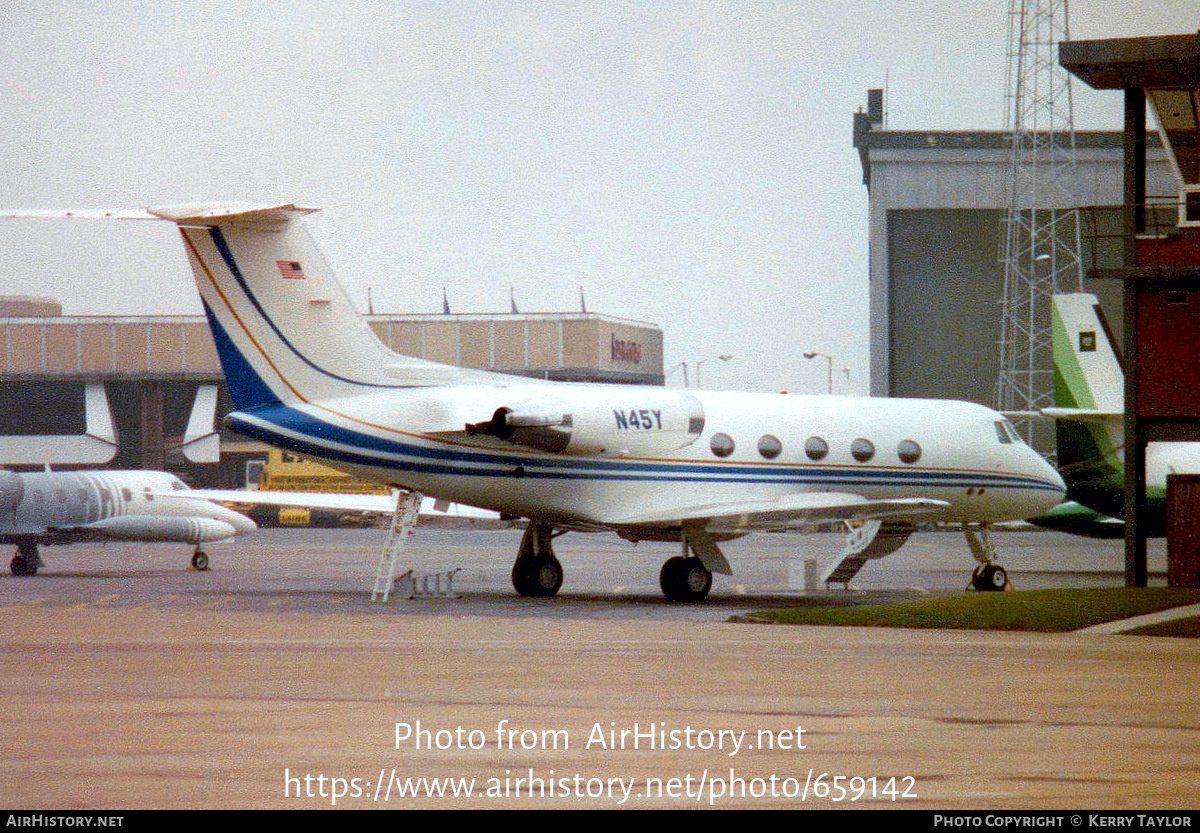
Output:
[
  {"xmin": 510, "ymin": 522, "xmax": 562, "ymax": 597},
  {"xmin": 512, "ymin": 554, "xmax": 563, "ymax": 597},
  {"xmin": 971, "ymin": 563, "xmax": 1008, "ymax": 592},
  {"xmin": 11, "ymin": 543, "xmax": 40, "ymax": 576},
  {"xmin": 660, "ymin": 556, "xmax": 712, "ymax": 602},
  {"xmin": 191, "ymin": 551, "xmax": 210, "ymax": 571}
]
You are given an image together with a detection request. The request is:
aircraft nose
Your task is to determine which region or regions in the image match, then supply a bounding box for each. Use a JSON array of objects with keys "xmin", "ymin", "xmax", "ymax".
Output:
[
  {"xmin": 223, "ymin": 507, "xmax": 258, "ymax": 534},
  {"xmin": 1029, "ymin": 450, "xmax": 1067, "ymax": 511}
]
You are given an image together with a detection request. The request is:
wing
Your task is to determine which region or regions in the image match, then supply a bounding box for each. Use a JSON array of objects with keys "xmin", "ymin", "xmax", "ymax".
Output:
[
  {"xmin": 610, "ymin": 492, "xmax": 950, "ymax": 534},
  {"xmin": 162, "ymin": 489, "xmax": 502, "ymax": 521}
]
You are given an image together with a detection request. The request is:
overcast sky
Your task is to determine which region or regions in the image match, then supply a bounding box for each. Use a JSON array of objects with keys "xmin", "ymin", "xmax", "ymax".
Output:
[{"xmin": 0, "ymin": 1, "xmax": 1193, "ymax": 395}]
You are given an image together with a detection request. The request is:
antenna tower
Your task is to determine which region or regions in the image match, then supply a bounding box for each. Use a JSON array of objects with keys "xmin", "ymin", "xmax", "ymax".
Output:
[{"xmin": 995, "ymin": 0, "xmax": 1085, "ymax": 443}]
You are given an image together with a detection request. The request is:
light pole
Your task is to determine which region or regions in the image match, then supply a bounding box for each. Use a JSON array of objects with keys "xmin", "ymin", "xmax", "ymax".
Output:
[
  {"xmin": 803, "ymin": 351, "xmax": 833, "ymax": 394},
  {"xmin": 666, "ymin": 361, "xmax": 690, "ymax": 388},
  {"xmin": 694, "ymin": 355, "xmax": 733, "ymax": 389}
]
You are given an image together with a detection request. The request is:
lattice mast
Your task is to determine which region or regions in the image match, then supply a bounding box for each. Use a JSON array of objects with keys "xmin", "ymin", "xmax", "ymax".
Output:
[{"xmin": 995, "ymin": 0, "xmax": 1086, "ymax": 437}]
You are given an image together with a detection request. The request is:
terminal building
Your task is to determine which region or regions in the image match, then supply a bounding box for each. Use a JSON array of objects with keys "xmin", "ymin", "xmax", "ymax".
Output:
[
  {"xmin": 0, "ymin": 297, "xmax": 663, "ymax": 487},
  {"xmin": 853, "ymin": 89, "xmax": 1178, "ymax": 403}
]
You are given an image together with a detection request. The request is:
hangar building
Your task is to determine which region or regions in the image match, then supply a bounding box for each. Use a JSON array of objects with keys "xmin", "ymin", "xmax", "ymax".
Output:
[{"xmin": 853, "ymin": 90, "xmax": 1177, "ymax": 403}]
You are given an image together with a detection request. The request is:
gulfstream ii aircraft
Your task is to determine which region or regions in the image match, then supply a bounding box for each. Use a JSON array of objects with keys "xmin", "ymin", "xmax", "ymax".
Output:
[
  {"xmin": 1, "ymin": 469, "xmax": 257, "ymax": 575},
  {"xmin": 17, "ymin": 203, "xmax": 1065, "ymax": 599}
]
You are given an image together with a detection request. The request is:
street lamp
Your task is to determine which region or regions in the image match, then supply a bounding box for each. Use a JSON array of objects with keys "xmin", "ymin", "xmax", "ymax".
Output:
[
  {"xmin": 694, "ymin": 355, "xmax": 733, "ymax": 389},
  {"xmin": 803, "ymin": 351, "xmax": 834, "ymax": 394},
  {"xmin": 666, "ymin": 361, "xmax": 690, "ymax": 388}
]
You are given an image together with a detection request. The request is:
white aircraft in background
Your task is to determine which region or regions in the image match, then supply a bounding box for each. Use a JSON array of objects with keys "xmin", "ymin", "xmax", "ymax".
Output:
[
  {"xmin": 1, "ymin": 469, "xmax": 257, "ymax": 575},
  {"xmin": 180, "ymin": 487, "xmax": 502, "ymax": 525},
  {"xmin": 7, "ymin": 204, "xmax": 1066, "ymax": 599},
  {"xmin": 1028, "ymin": 292, "xmax": 1200, "ymax": 538}
]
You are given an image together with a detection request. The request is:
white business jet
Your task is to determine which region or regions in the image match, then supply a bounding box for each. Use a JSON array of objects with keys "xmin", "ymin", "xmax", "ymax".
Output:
[
  {"xmin": 1, "ymin": 468, "xmax": 257, "ymax": 575},
  {"xmin": 9, "ymin": 204, "xmax": 1066, "ymax": 598}
]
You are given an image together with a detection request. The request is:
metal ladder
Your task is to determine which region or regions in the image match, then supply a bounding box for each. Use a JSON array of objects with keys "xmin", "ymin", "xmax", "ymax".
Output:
[{"xmin": 371, "ymin": 490, "xmax": 423, "ymax": 602}]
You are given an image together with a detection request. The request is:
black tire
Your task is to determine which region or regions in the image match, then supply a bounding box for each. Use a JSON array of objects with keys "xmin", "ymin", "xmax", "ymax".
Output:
[
  {"xmin": 11, "ymin": 554, "xmax": 29, "ymax": 576},
  {"xmin": 660, "ymin": 556, "xmax": 712, "ymax": 602},
  {"xmin": 192, "ymin": 551, "xmax": 210, "ymax": 571},
  {"xmin": 972, "ymin": 563, "xmax": 1007, "ymax": 592},
  {"xmin": 512, "ymin": 554, "xmax": 562, "ymax": 597}
]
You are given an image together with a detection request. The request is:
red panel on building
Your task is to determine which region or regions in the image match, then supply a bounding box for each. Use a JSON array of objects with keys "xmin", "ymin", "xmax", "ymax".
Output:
[{"xmin": 1136, "ymin": 288, "xmax": 1200, "ymax": 416}]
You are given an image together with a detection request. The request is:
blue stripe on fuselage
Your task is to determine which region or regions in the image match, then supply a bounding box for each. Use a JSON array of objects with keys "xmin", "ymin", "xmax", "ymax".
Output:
[{"xmin": 226, "ymin": 403, "xmax": 1065, "ymax": 492}]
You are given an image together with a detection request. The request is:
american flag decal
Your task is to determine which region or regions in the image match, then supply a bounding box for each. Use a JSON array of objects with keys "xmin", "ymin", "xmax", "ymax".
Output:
[{"xmin": 276, "ymin": 260, "xmax": 305, "ymax": 280}]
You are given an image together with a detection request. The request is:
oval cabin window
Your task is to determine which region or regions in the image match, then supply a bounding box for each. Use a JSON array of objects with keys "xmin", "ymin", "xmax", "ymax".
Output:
[
  {"xmin": 758, "ymin": 435, "xmax": 782, "ymax": 459},
  {"xmin": 710, "ymin": 433, "xmax": 736, "ymax": 458},
  {"xmin": 804, "ymin": 436, "xmax": 829, "ymax": 461},
  {"xmin": 850, "ymin": 438, "xmax": 875, "ymax": 462},
  {"xmin": 897, "ymin": 439, "xmax": 922, "ymax": 464}
]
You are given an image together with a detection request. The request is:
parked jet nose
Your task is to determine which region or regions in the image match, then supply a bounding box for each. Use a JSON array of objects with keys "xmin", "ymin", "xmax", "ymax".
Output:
[
  {"xmin": 1024, "ymin": 449, "xmax": 1067, "ymax": 516},
  {"xmin": 220, "ymin": 506, "xmax": 258, "ymax": 535}
]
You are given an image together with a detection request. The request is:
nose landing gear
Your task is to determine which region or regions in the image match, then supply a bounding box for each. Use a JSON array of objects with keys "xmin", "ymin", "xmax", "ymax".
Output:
[{"xmin": 964, "ymin": 527, "xmax": 1011, "ymax": 592}]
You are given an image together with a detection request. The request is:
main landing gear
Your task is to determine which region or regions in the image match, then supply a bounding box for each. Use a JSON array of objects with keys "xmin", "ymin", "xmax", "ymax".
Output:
[
  {"xmin": 508, "ymin": 522, "xmax": 726, "ymax": 603},
  {"xmin": 10, "ymin": 541, "xmax": 40, "ymax": 576},
  {"xmin": 659, "ymin": 556, "xmax": 712, "ymax": 603},
  {"xmin": 511, "ymin": 522, "xmax": 563, "ymax": 598},
  {"xmin": 964, "ymin": 526, "xmax": 1011, "ymax": 592}
]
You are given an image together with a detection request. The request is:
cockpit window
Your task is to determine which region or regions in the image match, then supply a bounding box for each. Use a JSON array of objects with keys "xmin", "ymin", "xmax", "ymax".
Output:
[
  {"xmin": 170, "ymin": 479, "xmax": 187, "ymax": 491},
  {"xmin": 995, "ymin": 421, "xmax": 1013, "ymax": 445},
  {"xmin": 995, "ymin": 419, "xmax": 1024, "ymax": 445}
]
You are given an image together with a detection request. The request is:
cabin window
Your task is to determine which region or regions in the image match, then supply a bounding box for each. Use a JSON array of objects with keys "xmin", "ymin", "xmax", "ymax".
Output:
[
  {"xmin": 850, "ymin": 438, "xmax": 875, "ymax": 462},
  {"xmin": 758, "ymin": 435, "xmax": 782, "ymax": 460},
  {"xmin": 144, "ymin": 487, "xmax": 154, "ymax": 501},
  {"xmin": 804, "ymin": 436, "xmax": 828, "ymax": 461},
  {"xmin": 897, "ymin": 439, "xmax": 922, "ymax": 464},
  {"xmin": 710, "ymin": 432, "xmax": 735, "ymax": 458}
]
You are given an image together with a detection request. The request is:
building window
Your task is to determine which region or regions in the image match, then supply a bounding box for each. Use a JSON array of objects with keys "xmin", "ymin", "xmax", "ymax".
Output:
[
  {"xmin": 710, "ymin": 432, "xmax": 735, "ymax": 458},
  {"xmin": 804, "ymin": 436, "xmax": 828, "ymax": 461},
  {"xmin": 758, "ymin": 434, "xmax": 782, "ymax": 459},
  {"xmin": 850, "ymin": 438, "xmax": 875, "ymax": 462},
  {"xmin": 897, "ymin": 439, "xmax": 922, "ymax": 464}
]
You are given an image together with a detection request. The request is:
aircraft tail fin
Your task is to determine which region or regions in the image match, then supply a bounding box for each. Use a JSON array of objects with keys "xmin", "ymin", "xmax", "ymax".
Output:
[
  {"xmin": 1050, "ymin": 293, "xmax": 1125, "ymax": 489},
  {"xmin": 148, "ymin": 203, "xmax": 488, "ymax": 412}
]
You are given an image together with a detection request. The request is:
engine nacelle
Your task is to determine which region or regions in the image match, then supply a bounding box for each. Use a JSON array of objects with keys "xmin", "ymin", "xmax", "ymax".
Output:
[{"xmin": 466, "ymin": 388, "xmax": 705, "ymax": 457}]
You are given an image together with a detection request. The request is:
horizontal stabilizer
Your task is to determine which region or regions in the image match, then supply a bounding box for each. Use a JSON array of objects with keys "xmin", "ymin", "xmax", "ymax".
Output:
[
  {"xmin": 1041, "ymin": 407, "xmax": 1122, "ymax": 422},
  {"xmin": 0, "ymin": 208, "xmax": 161, "ymax": 221},
  {"xmin": 146, "ymin": 203, "xmax": 320, "ymax": 224}
]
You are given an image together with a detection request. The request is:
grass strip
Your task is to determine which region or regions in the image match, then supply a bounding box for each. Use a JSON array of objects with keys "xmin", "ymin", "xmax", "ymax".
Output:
[{"xmin": 731, "ymin": 587, "xmax": 1200, "ymax": 632}]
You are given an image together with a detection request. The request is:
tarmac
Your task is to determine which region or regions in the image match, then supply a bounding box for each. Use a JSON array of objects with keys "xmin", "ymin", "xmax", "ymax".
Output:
[{"xmin": 2, "ymin": 526, "xmax": 1198, "ymax": 810}]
